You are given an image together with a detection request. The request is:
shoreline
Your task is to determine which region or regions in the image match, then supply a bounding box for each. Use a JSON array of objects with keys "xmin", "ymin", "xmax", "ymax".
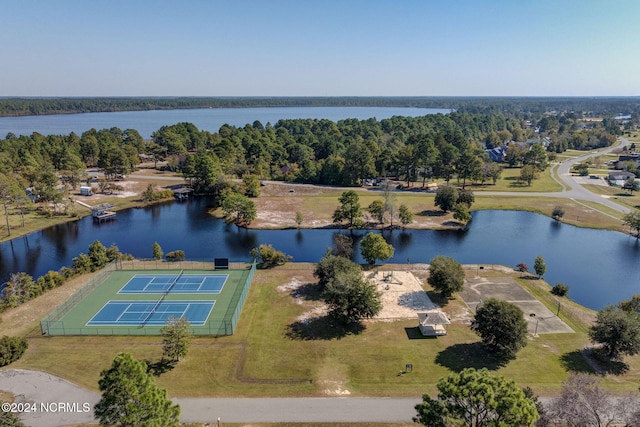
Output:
[{"xmin": 0, "ymin": 190, "xmax": 631, "ymax": 245}]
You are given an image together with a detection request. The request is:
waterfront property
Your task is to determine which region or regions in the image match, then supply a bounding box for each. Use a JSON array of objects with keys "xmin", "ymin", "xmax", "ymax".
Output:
[
  {"xmin": 172, "ymin": 187, "xmax": 193, "ymax": 200},
  {"xmin": 91, "ymin": 203, "xmax": 117, "ymax": 223},
  {"xmin": 40, "ymin": 260, "xmax": 255, "ymax": 336}
]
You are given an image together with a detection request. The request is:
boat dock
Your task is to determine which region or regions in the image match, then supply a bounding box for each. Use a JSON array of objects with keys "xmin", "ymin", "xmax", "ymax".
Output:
[
  {"xmin": 75, "ymin": 200, "xmax": 117, "ymax": 223},
  {"xmin": 92, "ymin": 204, "xmax": 117, "ymax": 223},
  {"xmin": 173, "ymin": 186, "xmax": 194, "ymax": 201}
]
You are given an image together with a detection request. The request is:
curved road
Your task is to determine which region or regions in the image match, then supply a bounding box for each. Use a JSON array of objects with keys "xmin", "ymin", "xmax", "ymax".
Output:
[{"xmin": 479, "ymin": 137, "xmax": 631, "ymax": 216}]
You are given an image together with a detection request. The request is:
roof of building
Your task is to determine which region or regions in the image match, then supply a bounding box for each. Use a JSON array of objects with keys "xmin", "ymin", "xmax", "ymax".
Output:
[
  {"xmin": 418, "ymin": 311, "xmax": 450, "ymax": 326},
  {"xmin": 608, "ymin": 171, "xmax": 636, "ymax": 179}
]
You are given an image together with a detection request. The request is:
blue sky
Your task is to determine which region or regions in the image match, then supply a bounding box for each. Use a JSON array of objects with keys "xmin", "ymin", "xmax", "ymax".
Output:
[{"xmin": 1, "ymin": 0, "xmax": 639, "ymax": 96}]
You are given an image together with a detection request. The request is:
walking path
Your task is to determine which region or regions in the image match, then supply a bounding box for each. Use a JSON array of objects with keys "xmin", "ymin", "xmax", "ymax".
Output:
[{"xmin": 0, "ymin": 369, "xmax": 419, "ymax": 427}]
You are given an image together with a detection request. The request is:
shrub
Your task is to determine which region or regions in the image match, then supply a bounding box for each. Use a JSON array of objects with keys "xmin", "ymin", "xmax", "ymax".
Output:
[
  {"xmin": 552, "ymin": 206, "xmax": 565, "ymax": 220},
  {"xmin": 515, "ymin": 263, "xmax": 529, "ymax": 272},
  {"xmin": 0, "ymin": 336, "xmax": 28, "ymax": 367},
  {"xmin": 552, "ymin": 283, "xmax": 569, "ymax": 297},
  {"xmin": 60, "ymin": 266, "xmax": 76, "ymax": 279},
  {"xmin": 156, "ymin": 189, "xmax": 175, "ymax": 199},
  {"xmin": 165, "ymin": 250, "xmax": 185, "ymax": 261},
  {"xmin": 106, "ymin": 244, "xmax": 123, "ymax": 262},
  {"xmin": 72, "ymin": 253, "xmax": 93, "ymax": 273},
  {"xmin": 0, "ymin": 409, "xmax": 26, "ymax": 426},
  {"xmin": 152, "ymin": 242, "xmax": 164, "ymax": 260},
  {"xmin": 250, "ymin": 244, "xmax": 291, "ymax": 267},
  {"xmin": 33, "ymin": 271, "xmax": 65, "ymax": 298}
]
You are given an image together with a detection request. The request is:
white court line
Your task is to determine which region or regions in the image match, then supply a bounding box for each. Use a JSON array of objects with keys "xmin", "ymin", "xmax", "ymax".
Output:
[{"xmin": 115, "ymin": 303, "xmax": 134, "ymax": 322}]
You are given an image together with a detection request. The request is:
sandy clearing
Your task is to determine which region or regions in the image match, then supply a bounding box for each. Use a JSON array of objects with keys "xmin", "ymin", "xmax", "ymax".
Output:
[{"xmin": 279, "ymin": 270, "xmax": 447, "ymax": 323}]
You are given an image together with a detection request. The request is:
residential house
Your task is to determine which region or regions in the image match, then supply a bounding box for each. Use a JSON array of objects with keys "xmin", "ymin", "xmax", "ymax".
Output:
[{"xmin": 608, "ymin": 170, "xmax": 636, "ymax": 186}]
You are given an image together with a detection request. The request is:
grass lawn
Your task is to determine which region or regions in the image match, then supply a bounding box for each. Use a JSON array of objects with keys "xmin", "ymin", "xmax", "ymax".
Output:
[
  {"xmin": 0, "ymin": 193, "xmax": 168, "ymax": 244},
  {"xmin": 583, "ymin": 184, "xmax": 640, "ymax": 211},
  {"xmin": 8, "ymin": 263, "xmax": 640, "ymax": 399},
  {"xmin": 472, "ymin": 195, "xmax": 626, "ymax": 232},
  {"xmin": 0, "ymin": 170, "xmax": 180, "ymax": 243},
  {"xmin": 466, "ymin": 166, "xmax": 562, "ymax": 193}
]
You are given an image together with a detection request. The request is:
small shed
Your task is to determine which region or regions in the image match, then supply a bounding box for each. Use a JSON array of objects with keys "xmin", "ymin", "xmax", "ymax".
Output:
[
  {"xmin": 80, "ymin": 186, "xmax": 93, "ymax": 196},
  {"xmin": 417, "ymin": 311, "xmax": 450, "ymax": 337}
]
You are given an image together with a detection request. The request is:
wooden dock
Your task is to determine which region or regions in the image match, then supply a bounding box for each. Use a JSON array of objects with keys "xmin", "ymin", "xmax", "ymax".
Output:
[
  {"xmin": 173, "ymin": 187, "xmax": 194, "ymax": 201},
  {"xmin": 91, "ymin": 204, "xmax": 117, "ymax": 223},
  {"xmin": 75, "ymin": 200, "xmax": 117, "ymax": 223},
  {"xmin": 92, "ymin": 210, "xmax": 117, "ymax": 223}
]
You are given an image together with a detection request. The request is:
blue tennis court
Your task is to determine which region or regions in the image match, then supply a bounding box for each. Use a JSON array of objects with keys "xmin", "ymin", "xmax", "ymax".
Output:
[
  {"xmin": 87, "ymin": 300, "xmax": 215, "ymax": 326},
  {"xmin": 118, "ymin": 273, "xmax": 228, "ymax": 294}
]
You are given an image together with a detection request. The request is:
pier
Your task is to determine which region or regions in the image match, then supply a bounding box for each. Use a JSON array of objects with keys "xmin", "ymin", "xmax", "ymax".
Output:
[
  {"xmin": 75, "ymin": 200, "xmax": 117, "ymax": 223},
  {"xmin": 173, "ymin": 186, "xmax": 194, "ymax": 201}
]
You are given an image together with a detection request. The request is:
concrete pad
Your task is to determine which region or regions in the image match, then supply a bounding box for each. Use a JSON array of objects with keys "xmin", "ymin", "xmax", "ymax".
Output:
[
  {"xmin": 518, "ymin": 300, "xmax": 574, "ymax": 334},
  {"xmin": 459, "ymin": 277, "xmax": 535, "ymax": 307},
  {"xmin": 459, "ymin": 277, "xmax": 574, "ymax": 334}
]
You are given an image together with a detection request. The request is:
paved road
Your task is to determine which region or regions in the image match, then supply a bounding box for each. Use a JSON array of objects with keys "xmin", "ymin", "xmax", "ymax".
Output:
[
  {"xmin": 245, "ymin": 138, "xmax": 633, "ymax": 217},
  {"xmin": 2, "ymin": 141, "xmax": 630, "ymax": 427},
  {"xmin": 479, "ymin": 138, "xmax": 631, "ymax": 216},
  {"xmin": 0, "ymin": 369, "xmax": 419, "ymax": 427}
]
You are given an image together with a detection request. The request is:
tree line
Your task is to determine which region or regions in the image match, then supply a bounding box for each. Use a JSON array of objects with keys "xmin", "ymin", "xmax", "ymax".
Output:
[
  {"xmin": 0, "ymin": 111, "xmax": 619, "ymax": 191},
  {"xmin": 2, "ymin": 96, "xmax": 640, "ymax": 118},
  {"xmin": 0, "ymin": 240, "xmax": 131, "ymax": 313},
  {"xmin": 0, "ymin": 108, "xmax": 623, "ymax": 240}
]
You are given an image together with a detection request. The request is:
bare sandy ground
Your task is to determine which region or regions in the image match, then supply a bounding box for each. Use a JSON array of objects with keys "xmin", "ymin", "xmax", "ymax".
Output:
[
  {"xmin": 279, "ymin": 270, "xmax": 445, "ymax": 323},
  {"xmin": 365, "ymin": 270, "xmax": 439, "ymax": 319}
]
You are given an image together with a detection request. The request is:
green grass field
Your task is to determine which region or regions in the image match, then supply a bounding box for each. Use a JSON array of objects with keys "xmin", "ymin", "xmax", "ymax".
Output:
[
  {"xmin": 466, "ymin": 166, "xmax": 563, "ymax": 193},
  {"xmin": 13, "ymin": 263, "xmax": 640, "ymax": 398},
  {"xmin": 41, "ymin": 268, "xmax": 251, "ymax": 336}
]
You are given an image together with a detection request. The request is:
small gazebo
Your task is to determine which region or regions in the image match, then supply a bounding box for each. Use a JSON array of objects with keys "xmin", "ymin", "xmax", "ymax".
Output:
[{"xmin": 417, "ymin": 311, "xmax": 450, "ymax": 337}]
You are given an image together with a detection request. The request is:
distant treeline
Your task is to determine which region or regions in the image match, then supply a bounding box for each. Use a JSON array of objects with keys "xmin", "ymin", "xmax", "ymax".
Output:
[
  {"xmin": 0, "ymin": 110, "xmax": 621, "ymax": 204},
  {"xmin": 1, "ymin": 96, "xmax": 640, "ymax": 118}
]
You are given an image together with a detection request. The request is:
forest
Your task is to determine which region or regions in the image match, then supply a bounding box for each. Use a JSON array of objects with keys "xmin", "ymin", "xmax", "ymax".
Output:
[
  {"xmin": 0, "ymin": 108, "xmax": 627, "ymax": 210},
  {"xmin": 1, "ymin": 96, "xmax": 640, "ymax": 118}
]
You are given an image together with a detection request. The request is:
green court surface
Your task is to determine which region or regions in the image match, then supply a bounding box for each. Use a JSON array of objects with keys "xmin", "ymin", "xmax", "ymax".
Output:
[{"xmin": 41, "ymin": 266, "xmax": 254, "ymax": 336}]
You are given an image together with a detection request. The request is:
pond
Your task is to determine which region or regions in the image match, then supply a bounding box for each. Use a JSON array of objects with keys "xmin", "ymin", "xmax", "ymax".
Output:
[{"xmin": 1, "ymin": 198, "xmax": 638, "ymax": 311}]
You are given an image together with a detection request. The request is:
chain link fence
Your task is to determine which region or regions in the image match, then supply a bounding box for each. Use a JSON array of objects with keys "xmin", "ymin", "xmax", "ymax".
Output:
[{"xmin": 40, "ymin": 259, "xmax": 256, "ymax": 336}]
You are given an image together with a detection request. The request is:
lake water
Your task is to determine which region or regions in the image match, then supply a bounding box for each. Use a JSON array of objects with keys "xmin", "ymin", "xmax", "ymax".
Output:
[
  {"xmin": 0, "ymin": 106, "xmax": 449, "ymax": 139},
  {"xmin": 1, "ymin": 199, "xmax": 638, "ymax": 311},
  {"xmin": 0, "ymin": 106, "xmax": 637, "ymax": 311}
]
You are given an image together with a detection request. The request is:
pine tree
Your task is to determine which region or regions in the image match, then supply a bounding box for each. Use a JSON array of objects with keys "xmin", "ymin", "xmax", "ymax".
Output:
[{"xmin": 94, "ymin": 353, "xmax": 180, "ymax": 427}]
